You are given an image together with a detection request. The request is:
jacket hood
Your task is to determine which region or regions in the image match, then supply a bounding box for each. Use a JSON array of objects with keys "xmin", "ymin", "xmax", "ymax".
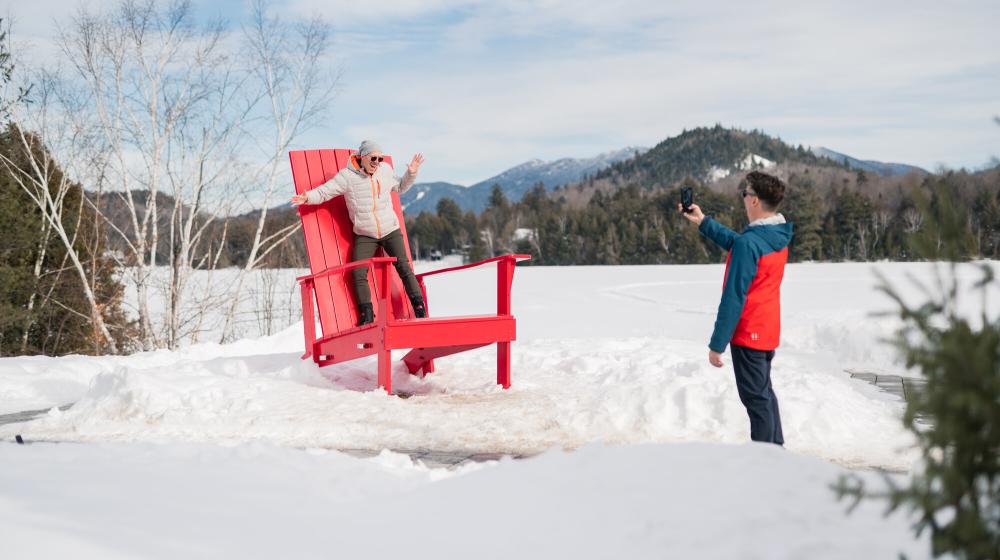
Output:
[{"xmin": 745, "ymin": 221, "xmax": 793, "ymax": 252}]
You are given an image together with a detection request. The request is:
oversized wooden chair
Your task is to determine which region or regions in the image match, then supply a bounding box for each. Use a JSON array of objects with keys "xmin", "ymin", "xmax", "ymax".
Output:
[{"xmin": 290, "ymin": 148, "xmax": 530, "ymax": 394}]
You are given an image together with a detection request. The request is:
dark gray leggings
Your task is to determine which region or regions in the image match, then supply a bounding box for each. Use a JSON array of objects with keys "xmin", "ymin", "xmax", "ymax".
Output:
[{"xmin": 350, "ymin": 229, "xmax": 423, "ymax": 306}]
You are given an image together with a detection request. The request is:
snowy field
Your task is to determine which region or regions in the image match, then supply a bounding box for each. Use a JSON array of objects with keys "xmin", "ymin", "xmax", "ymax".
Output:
[{"xmin": 3, "ymin": 260, "xmax": 996, "ymax": 558}]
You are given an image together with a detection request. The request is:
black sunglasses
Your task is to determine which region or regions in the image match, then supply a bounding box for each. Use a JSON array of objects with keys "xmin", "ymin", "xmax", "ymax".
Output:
[
  {"xmin": 366, "ymin": 155, "xmax": 384, "ymax": 163},
  {"xmin": 740, "ymin": 188, "xmax": 757, "ymax": 198}
]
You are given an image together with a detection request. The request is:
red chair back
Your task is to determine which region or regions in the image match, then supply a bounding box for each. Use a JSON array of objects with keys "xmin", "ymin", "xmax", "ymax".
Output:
[{"xmin": 289, "ymin": 149, "xmax": 415, "ymax": 336}]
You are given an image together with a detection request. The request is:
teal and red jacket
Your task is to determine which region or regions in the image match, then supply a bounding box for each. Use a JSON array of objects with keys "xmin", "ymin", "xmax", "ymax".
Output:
[{"xmin": 699, "ymin": 216, "xmax": 794, "ymax": 353}]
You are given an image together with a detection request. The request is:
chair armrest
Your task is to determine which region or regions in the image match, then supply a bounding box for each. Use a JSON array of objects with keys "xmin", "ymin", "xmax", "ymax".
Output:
[
  {"xmin": 416, "ymin": 254, "xmax": 531, "ymax": 280},
  {"xmin": 297, "ymin": 257, "xmax": 397, "ymax": 283}
]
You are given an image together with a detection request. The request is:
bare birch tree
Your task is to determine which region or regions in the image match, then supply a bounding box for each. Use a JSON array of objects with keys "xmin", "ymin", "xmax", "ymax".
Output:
[
  {"xmin": 159, "ymin": 30, "xmax": 259, "ymax": 348},
  {"xmin": 55, "ymin": 0, "xmax": 289, "ymax": 349},
  {"xmin": 8, "ymin": 1, "xmax": 334, "ymax": 350},
  {"xmin": 51, "ymin": 1, "xmax": 226, "ymax": 348},
  {"xmin": 218, "ymin": 0, "xmax": 334, "ymax": 343}
]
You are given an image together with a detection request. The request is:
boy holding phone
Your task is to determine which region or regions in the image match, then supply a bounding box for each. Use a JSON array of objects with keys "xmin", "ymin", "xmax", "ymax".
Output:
[{"xmin": 678, "ymin": 173, "xmax": 794, "ymax": 445}]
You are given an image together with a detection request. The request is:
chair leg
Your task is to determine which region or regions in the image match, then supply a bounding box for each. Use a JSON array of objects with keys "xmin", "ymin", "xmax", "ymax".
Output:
[
  {"xmin": 497, "ymin": 341, "xmax": 511, "ymax": 389},
  {"xmin": 378, "ymin": 349, "xmax": 392, "ymax": 394},
  {"xmin": 300, "ymin": 282, "xmax": 316, "ymax": 361}
]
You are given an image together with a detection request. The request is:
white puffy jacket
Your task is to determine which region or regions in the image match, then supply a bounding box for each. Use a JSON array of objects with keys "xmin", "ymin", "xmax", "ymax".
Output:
[{"xmin": 304, "ymin": 157, "xmax": 416, "ymax": 239}]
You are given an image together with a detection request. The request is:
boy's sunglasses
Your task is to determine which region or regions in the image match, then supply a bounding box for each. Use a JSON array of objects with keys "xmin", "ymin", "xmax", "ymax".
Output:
[
  {"xmin": 366, "ymin": 155, "xmax": 384, "ymax": 163},
  {"xmin": 740, "ymin": 188, "xmax": 757, "ymax": 198}
]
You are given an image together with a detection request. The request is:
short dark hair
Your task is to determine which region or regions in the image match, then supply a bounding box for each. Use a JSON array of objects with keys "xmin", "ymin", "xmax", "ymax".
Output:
[{"xmin": 745, "ymin": 171, "xmax": 785, "ymax": 211}]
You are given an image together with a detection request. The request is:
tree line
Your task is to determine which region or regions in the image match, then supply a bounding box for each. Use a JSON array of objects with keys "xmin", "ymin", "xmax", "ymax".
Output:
[{"xmin": 407, "ymin": 166, "xmax": 1000, "ymax": 266}]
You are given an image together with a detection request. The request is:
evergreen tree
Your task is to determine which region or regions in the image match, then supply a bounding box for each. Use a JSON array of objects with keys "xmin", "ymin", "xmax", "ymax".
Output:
[
  {"xmin": 0, "ymin": 127, "xmax": 129, "ymax": 355},
  {"xmin": 834, "ymin": 183, "xmax": 1000, "ymax": 558},
  {"xmin": 785, "ymin": 180, "xmax": 824, "ymax": 261},
  {"xmin": 829, "ymin": 189, "xmax": 874, "ymax": 260},
  {"xmin": 407, "ymin": 212, "xmax": 444, "ymax": 260},
  {"xmin": 435, "ymin": 197, "xmax": 462, "ymax": 254},
  {"xmin": 911, "ymin": 178, "xmax": 977, "ymax": 261},
  {"xmin": 488, "ymin": 184, "xmax": 509, "ymax": 212}
]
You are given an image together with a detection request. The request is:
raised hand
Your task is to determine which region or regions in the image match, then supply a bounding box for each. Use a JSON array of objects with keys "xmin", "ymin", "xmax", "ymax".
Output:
[
  {"xmin": 291, "ymin": 193, "xmax": 308, "ymax": 206},
  {"xmin": 408, "ymin": 153, "xmax": 425, "ymax": 175},
  {"xmin": 678, "ymin": 203, "xmax": 705, "ymax": 225}
]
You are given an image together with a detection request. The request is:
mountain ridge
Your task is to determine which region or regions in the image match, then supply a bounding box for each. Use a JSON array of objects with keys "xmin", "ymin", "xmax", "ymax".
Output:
[
  {"xmin": 401, "ymin": 129, "xmax": 931, "ymax": 214},
  {"xmin": 811, "ymin": 146, "xmax": 929, "ymax": 176},
  {"xmin": 400, "ymin": 146, "xmax": 647, "ymax": 214}
]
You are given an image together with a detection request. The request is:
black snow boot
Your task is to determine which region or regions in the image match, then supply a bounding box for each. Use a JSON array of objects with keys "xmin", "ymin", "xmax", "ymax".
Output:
[
  {"xmin": 411, "ymin": 297, "xmax": 427, "ymax": 318},
  {"xmin": 357, "ymin": 303, "xmax": 374, "ymax": 326}
]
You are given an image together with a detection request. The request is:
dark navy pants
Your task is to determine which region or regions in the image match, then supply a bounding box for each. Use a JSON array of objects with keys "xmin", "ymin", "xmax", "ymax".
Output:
[{"xmin": 730, "ymin": 345, "xmax": 784, "ymax": 445}]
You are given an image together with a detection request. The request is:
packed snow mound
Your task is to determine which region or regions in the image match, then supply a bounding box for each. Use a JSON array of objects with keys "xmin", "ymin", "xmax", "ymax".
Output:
[
  {"xmin": 0, "ymin": 441, "xmax": 929, "ymax": 559},
  {"xmin": 5, "ymin": 334, "xmax": 913, "ymax": 469},
  {"xmin": 7, "ymin": 262, "xmax": 998, "ymax": 471},
  {"xmin": 0, "ymin": 322, "xmax": 306, "ymax": 415}
]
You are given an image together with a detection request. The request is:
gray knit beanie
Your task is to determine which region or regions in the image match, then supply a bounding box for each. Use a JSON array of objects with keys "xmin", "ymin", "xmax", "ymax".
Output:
[{"xmin": 357, "ymin": 140, "xmax": 382, "ymax": 156}]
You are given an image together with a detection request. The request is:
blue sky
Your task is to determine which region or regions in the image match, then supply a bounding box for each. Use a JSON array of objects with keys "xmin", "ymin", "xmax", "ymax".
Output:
[{"xmin": 7, "ymin": 0, "xmax": 1000, "ymax": 184}]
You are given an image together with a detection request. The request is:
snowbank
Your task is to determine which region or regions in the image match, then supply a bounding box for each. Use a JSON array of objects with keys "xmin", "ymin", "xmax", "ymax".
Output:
[
  {"xmin": 2, "ymin": 332, "xmax": 912, "ymax": 468},
  {"xmin": 7, "ymin": 262, "xmax": 989, "ymax": 470},
  {"xmin": 0, "ymin": 440, "xmax": 928, "ymax": 559}
]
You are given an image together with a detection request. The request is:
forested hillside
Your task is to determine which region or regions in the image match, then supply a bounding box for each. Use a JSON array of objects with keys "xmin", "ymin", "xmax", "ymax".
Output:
[{"xmin": 406, "ymin": 127, "xmax": 999, "ymax": 265}]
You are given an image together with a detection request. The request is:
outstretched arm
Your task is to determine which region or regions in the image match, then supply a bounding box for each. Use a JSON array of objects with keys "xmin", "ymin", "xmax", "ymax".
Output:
[
  {"xmin": 392, "ymin": 153, "xmax": 425, "ymax": 194},
  {"xmin": 679, "ymin": 203, "xmax": 740, "ymax": 250},
  {"xmin": 291, "ymin": 171, "xmax": 349, "ymax": 206},
  {"xmin": 699, "ymin": 216, "xmax": 740, "ymax": 251}
]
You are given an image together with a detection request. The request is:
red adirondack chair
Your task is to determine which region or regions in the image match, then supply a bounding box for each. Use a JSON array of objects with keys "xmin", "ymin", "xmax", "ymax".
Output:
[{"xmin": 290, "ymin": 148, "xmax": 530, "ymax": 394}]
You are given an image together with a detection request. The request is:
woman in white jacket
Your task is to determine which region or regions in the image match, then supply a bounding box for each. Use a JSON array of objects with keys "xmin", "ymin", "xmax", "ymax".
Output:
[{"xmin": 291, "ymin": 140, "xmax": 426, "ymax": 326}]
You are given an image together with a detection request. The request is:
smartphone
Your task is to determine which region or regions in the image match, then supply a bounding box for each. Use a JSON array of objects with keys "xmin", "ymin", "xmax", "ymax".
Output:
[{"xmin": 680, "ymin": 186, "xmax": 694, "ymax": 213}]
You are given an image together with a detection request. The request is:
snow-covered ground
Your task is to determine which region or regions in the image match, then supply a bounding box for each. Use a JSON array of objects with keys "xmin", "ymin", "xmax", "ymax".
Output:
[
  {"xmin": 1, "ymin": 441, "xmax": 927, "ymax": 559},
  {"xmin": 3, "ymin": 260, "xmax": 995, "ymax": 558}
]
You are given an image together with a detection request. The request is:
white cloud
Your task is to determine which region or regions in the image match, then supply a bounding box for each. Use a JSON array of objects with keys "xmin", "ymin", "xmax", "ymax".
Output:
[
  {"xmin": 7, "ymin": 0, "xmax": 1000, "ymax": 185},
  {"xmin": 287, "ymin": 0, "xmax": 482, "ymax": 23},
  {"xmin": 388, "ymin": 1, "xmax": 999, "ymax": 180}
]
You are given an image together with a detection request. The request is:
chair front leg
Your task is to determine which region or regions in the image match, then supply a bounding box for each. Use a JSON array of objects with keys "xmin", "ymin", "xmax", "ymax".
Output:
[
  {"xmin": 300, "ymin": 281, "xmax": 317, "ymax": 361},
  {"xmin": 498, "ymin": 341, "xmax": 511, "ymax": 388},
  {"xmin": 378, "ymin": 348, "xmax": 393, "ymax": 394},
  {"xmin": 375, "ymin": 261, "xmax": 394, "ymax": 394},
  {"xmin": 375, "ymin": 260, "xmax": 394, "ymax": 325},
  {"xmin": 497, "ymin": 257, "xmax": 515, "ymax": 388},
  {"xmin": 417, "ymin": 277, "xmax": 435, "ymax": 373}
]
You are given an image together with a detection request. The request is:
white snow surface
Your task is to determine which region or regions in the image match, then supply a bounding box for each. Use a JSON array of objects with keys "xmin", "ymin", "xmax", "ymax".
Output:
[
  {"xmin": 513, "ymin": 227, "xmax": 535, "ymax": 241},
  {"xmin": 7, "ymin": 261, "xmax": 998, "ymax": 470},
  {"xmin": 739, "ymin": 153, "xmax": 776, "ymax": 169},
  {"xmin": 4, "ymin": 261, "xmax": 991, "ymax": 557},
  {"xmin": 706, "ymin": 153, "xmax": 775, "ymax": 182},
  {"xmin": 0, "ymin": 441, "xmax": 929, "ymax": 559},
  {"xmin": 708, "ymin": 165, "xmax": 732, "ymax": 181}
]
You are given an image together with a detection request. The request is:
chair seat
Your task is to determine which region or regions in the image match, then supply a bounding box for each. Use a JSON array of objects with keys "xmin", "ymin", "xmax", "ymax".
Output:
[
  {"xmin": 385, "ymin": 314, "xmax": 515, "ymax": 350},
  {"xmin": 315, "ymin": 314, "xmax": 515, "ymax": 350}
]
